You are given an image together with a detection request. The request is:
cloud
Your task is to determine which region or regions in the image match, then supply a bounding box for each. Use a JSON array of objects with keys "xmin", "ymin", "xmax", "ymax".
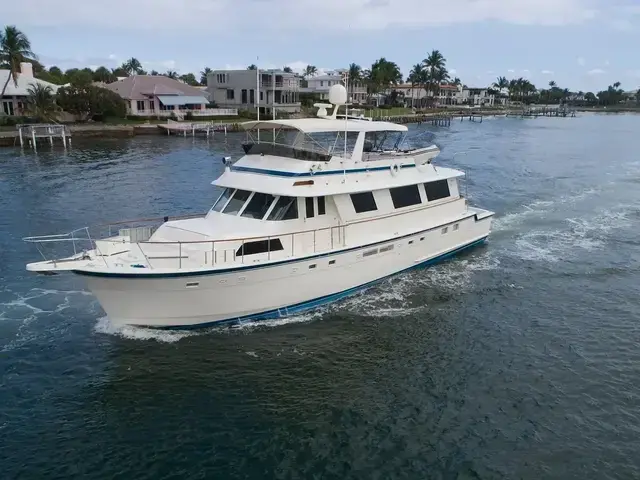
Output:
[
  {"xmin": 577, "ymin": 57, "xmax": 586, "ymax": 66},
  {"xmin": 610, "ymin": 19, "xmax": 633, "ymax": 31},
  {"xmin": 449, "ymin": 68, "xmax": 457, "ymax": 75},
  {"xmin": 507, "ymin": 69, "xmax": 515, "ymax": 73},
  {"xmin": 3, "ymin": 0, "xmax": 601, "ymax": 31},
  {"xmin": 541, "ymin": 70, "xmax": 554, "ymax": 75},
  {"xmin": 587, "ymin": 68, "xmax": 606, "ymax": 75}
]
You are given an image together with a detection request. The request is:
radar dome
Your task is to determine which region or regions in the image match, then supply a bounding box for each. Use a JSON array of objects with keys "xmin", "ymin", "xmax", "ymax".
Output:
[{"xmin": 328, "ymin": 84, "xmax": 348, "ymax": 105}]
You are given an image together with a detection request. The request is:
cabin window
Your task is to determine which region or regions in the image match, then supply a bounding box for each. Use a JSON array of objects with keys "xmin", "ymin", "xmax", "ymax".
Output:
[
  {"xmin": 390, "ymin": 184, "xmax": 421, "ymax": 209},
  {"xmin": 236, "ymin": 238, "xmax": 284, "ymax": 256},
  {"xmin": 212, "ymin": 188, "xmax": 234, "ymax": 212},
  {"xmin": 350, "ymin": 192, "xmax": 378, "ymax": 213},
  {"xmin": 318, "ymin": 196, "xmax": 326, "ymax": 215},
  {"xmin": 222, "ymin": 189, "xmax": 251, "ymax": 215},
  {"xmin": 267, "ymin": 196, "xmax": 298, "ymax": 221},
  {"xmin": 425, "ymin": 180, "xmax": 450, "ymax": 201},
  {"xmin": 305, "ymin": 197, "xmax": 314, "ymax": 218},
  {"xmin": 241, "ymin": 192, "xmax": 276, "ymax": 219}
]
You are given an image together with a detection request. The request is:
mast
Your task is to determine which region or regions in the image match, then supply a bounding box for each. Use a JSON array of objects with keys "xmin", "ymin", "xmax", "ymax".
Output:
[{"xmin": 256, "ymin": 57, "xmax": 260, "ymax": 142}]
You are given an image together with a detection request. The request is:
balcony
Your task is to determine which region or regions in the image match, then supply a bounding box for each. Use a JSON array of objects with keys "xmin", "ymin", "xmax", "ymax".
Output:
[{"xmin": 260, "ymin": 80, "xmax": 300, "ymax": 89}]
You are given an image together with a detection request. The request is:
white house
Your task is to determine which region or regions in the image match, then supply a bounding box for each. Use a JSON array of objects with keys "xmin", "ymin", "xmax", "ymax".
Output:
[
  {"xmin": 0, "ymin": 62, "xmax": 61, "ymax": 116},
  {"xmin": 304, "ymin": 70, "xmax": 368, "ymax": 104}
]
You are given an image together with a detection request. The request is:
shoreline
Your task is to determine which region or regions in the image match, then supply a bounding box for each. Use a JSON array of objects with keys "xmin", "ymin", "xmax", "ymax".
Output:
[{"xmin": 1, "ymin": 107, "xmax": 638, "ymax": 148}]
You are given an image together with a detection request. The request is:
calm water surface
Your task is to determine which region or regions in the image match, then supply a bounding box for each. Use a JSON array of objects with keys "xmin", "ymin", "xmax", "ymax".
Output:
[{"xmin": 1, "ymin": 114, "xmax": 640, "ymax": 479}]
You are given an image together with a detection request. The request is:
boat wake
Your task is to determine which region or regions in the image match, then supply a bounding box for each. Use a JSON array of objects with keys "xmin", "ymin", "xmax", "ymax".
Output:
[{"xmin": 94, "ymin": 316, "xmax": 197, "ymax": 343}]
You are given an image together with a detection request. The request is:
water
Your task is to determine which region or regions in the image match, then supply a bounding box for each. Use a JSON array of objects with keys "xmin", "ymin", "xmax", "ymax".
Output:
[{"xmin": 2, "ymin": 114, "xmax": 640, "ymax": 479}]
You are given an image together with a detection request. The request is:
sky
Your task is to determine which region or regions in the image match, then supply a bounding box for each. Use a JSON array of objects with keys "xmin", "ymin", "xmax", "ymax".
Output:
[{"xmin": 4, "ymin": 0, "xmax": 640, "ymax": 92}]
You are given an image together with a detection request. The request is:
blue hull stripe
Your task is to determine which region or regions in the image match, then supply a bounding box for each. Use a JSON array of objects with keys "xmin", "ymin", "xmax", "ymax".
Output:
[
  {"xmin": 73, "ymin": 212, "xmax": 492, "ymax": 279},
  {"xmin": 230, "ymin": 163, "xmax": 416, "ymax": 178},
  {"xmin": 152, "ymin": 236, "xmax": 488, "ymax": 330}
]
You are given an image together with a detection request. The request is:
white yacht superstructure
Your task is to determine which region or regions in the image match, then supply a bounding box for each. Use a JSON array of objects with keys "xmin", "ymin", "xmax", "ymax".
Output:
[{"xmin": 24, "ymin": 86, "xmax": 493, "ymax": 329}]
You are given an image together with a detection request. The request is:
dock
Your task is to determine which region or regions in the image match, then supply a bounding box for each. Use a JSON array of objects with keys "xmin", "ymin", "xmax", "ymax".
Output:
[
  {"xmin": 158, "ymin": 120, "xmax": 232, "ymax": 137},
  {"xmin": 17, "ymin": 124, "xmax": 71, "ymax": 150},
  {"xmin": 506, "ymin": 106, "xmax": 576, "ymax": 118}
]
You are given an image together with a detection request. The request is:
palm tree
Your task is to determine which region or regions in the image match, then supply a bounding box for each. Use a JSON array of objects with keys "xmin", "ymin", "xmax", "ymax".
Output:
[
  {"xmin": 407, "ymin": 63, "xmax": 425, "ymax": 108},
  {"xmin": 122, "ymin": 57, "xmax": 143, "ymax": 75},
  {"xmin": 422, "ymin": 50, "xmax": 448, "ymax": 106},
  {"xmin": 165, "ymin": 70, "xmax": 178, "ymax": 80},
  {"xmin": 93, "ymin": 66, "xmax": 115, "ymax": 83},
  {"xmin": 247, "ymin": 64, "xmax": 257, "ymax": 70},
  {"xmin": 304, "ymin": 65, "xmax": 317, "ymax": 78},
  {"xmin": 347, "ymin": 63, "xmax": 362, "ymax": 102},
  {"xmin": 0, "ymin": 26, "xmax": 36, "ymax": 110},
  {"xmin": 200, "ymin": 67, "xmax": 212, "ymax": 85},
  {"xmin": 25, "ymin": 83, "xmax": 57, "ymax": 120},
  {"xmin": 493, "ymin": 76, "xmax": 509, "ymax": 104},
  {"xmin": 149, "ymin": 70, "xmax": 160, "ymax": 76},
  {"xmin": 368, "ymin": 58, "xmax": 402, "ymax": 106}
]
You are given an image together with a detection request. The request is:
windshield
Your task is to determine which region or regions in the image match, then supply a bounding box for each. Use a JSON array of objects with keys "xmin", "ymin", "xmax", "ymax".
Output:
[
  {"xmin": 363, "ymin": 131, "xmax": 405, "ymax": 152},
  {"xmin": 243, "ymin": 128, "xmax": 358, "ymax": 162}
]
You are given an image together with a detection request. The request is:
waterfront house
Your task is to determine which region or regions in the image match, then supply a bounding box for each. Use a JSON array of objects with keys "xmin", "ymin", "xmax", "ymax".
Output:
[
  {"xmin": 105, "ymin": 75, "xmax": 235, "ymax": 118},
  {"xmin": 303, "ymin": 70, "xmax": 368, "ymax": 104},
  {"xmin": 460, "ymin": 87, "xmax": 495, "ymax": 107},
  {"xmin": 0, "ymin": 62, "xmax": 60, "ymax": 116},
  {"xmin": 392, "ymin": 83, "xmax": 462, "ymax": 108},
  {"xmin": 206, "ymin": 69, "xmax": 301, "ymax": 115}
]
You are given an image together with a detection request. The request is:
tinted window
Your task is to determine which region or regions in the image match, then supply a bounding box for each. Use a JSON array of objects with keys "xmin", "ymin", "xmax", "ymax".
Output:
[
  {"xmin": 305, "ymin": 197, "xmax": 314, "ymax": 218},
  {"xmin": 222, "ymin": 189, "xmax": 251, "ymax": 215},
  {"xmin": 241, "ymin": 192, "xmax": 276, "ymax": 219},
  {"xmin": 212, "ymin": 188, "xmax": 234, "ymax": 212},
  {"xmin": 236, "ymin": 238, "xmax": 284, "ymax": 256},
  {"xmin": 425, "ymin": 180, "xmax": 450, "ymax": 201},
  {"xmin": 390, "ymin": 185, "xmax": 421, "ymax": 209},
  {"xmin": 318, "ymin": 196, "xmax": 326, "ymax": 215},
  {"xmin": 267, "ymin": 196, "xmax": 298, "ymax": 221},
  {"xmin": 351, "ymin": 192, "xmax": 378, "ymax": 213}
]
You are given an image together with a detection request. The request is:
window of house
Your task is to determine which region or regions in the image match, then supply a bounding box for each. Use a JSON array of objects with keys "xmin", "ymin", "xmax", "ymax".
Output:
[
  {"xmin": 350, "ymin": 192, "xmax": 378, "ymax": 213},
  {"xmin": 241, "ymin": 89, "xmax": 248, "ymax": 104},
  {"xmin": 424, "ymin": 180, "xmax": 451, "ymax": 201},
  {"xmin": 250, "ymin": 89, "xmax": 255, "ymax": 104},
  {"xmin": 305, "ymin": 197, "xmax": 314, "ymax": 218},
  {"xmin": 317, "ymin": 196, "xmax": 326, "ymax": 215},
  {"xmin": 148, "ymin": 101, "xmax": 155, "ymax": 111},
  {"xmin": 136, "ymin": 100, "xmax": 145, "ymax": 111},
  {"xmin": 267, "ymin": 196, "xmax": 298, "ymax": 221},
  {"xmin": 260, "ymin": 91, "xmax": 263, "ymax": 101},
  {"xmin": 226, "ymin": 89, "xmax": 235, "ymax": 100},
  {"xmin": 222, "ymin": 189, "xmax": 251, "ymax": 215},
  {"xmin": 212, "ymin": 188, "xmax": 234, "ymax": 212},
  {"xmin": 390, "ymin": 185, "xmax": 422, "ymax": 209},
  {"xmin": 236, "ymin": 238, "xmax": 284, "ymax": 257},
  {"xmin": 241, "ymin": 192, "xmax": 275, "ymax": 219}
]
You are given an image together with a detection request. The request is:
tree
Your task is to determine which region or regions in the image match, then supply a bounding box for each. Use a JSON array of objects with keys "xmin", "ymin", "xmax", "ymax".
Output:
[
  {"xmin": 179, "ymin": 73, "xmax": 199, "ymax": 85},
  {"xmin": 149, "ymin": 70, "xmax": 160, "ymax": 76},
  {"xmin": 407, "ymin": 63, "xmax": 425, "ymax": 108},
  {"xmin": 112, "ymin": 67, "xmax": 128, "ymax": 77},
  {"xmin": 25, "ymin": 83, "xmax": 57, "ymax": 120},
  {"xmin": 304, "ymin": 65, "xmax": 317, "ymax": 78},
  {"xmin": 93, "ymin": 66, "xmax": 116, "ymax": 83},
  {"xmin": 165, "ymin": 70, "xmax": 178, "ymax": 79},
  {"xmin": 200, "ymin": 67, "xmax": 212, "ymax": 85},
  {"xmin": 247, "ymin": 64, "xmax": 257, "ymax": 70},
  {"xmin": 366, "ymin": 58, "xmax": 402, "ymax": 104},
  {"xmin": 122, "ymin": 57, "xmax": 144, "ymax": 75},
  {"xmin": 282, "ymin": 66, "xmax": 292, "ymax": 73},
  {"xmin": 422, "ymin": 50, "xmax": 448, "ymax": 105},
  {"xmin": 65, "ymin": 68, "xmax": 93, "ymax": 87},
  {"xmin": 347, "ymin": 63, "xmax": 362, "ymax": 101},
  {"xmin": 0, "ymin": 26, "xmax": 37, "ymax": 109},
  {"xmin": 584, "ymin": 92, "xmax": 597, "ymax": 104},
  {"xmin": 56, "ymin": 85, "xmax": 126, "ymax": 120}
]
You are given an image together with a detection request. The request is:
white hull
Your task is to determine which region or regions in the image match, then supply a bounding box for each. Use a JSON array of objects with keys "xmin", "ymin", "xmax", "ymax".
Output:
[{"xmin": 82, "ymin": 215, "xmax": 492, "ymax": 329}]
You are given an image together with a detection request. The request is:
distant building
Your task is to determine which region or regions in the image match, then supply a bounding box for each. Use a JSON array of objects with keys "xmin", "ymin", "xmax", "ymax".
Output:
[
  {"xmin": 105, "ymin": 75, "xmax": 231, "ymax": 118},
  {"xmin": 391, "ymin": 83, "xmax": 462, "ymax": 107},
  {"xmin": 304, "ymin": 70, "xmax": 368, "ymax": 104},
  {"xmin": 459, "ymin": 88, "xmax": 495, "ymax": 107},
  {"xmin": 0, "ymin": 62, "xmax": 60, "ymax": 116},
  {"xmin": 206, "ymin": 69, "xmax": 301, "ymax": 114}
]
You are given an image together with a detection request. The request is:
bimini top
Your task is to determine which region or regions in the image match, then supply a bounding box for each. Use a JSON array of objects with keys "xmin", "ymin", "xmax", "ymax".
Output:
[{"xmin": 241, "ymin": 118, "xmax": 408, "ymax": 134}]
